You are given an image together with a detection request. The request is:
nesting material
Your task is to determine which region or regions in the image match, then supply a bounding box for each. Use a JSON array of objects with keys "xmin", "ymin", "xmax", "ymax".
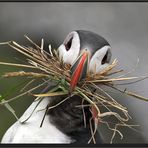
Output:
[{"xmin": 0, "ymin": 36, "xmax": 148, "ymax": 143}]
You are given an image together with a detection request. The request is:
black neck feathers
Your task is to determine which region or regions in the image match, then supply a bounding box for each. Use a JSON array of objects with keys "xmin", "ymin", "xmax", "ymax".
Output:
[{"xmin": 47, "ymin": 95, "xmax": 104, "ymax": 144}]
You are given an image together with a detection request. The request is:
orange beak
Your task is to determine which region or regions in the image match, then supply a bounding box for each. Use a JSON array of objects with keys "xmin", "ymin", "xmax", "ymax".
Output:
[{"xmin": 70, "ymin": 51, "xmax": 89, "ymax": 92}]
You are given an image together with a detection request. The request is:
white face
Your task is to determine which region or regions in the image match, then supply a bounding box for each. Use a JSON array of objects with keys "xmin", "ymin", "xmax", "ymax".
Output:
[
  {"xmin": 89, "ymin": 46, "xmax": 111, "ymax": 73},
  {"xmin": 58, "ymin": 31, "xmax": 80, "ymax": 65},
  {"xmin": 58, "ymin": 31, "xmax": 111, "ymax": 74}
]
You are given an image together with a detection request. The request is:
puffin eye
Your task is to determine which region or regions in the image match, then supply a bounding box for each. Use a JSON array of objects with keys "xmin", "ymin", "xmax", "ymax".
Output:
[
  {"xmin": 101, "ymin": 49, "xmax": 111, "ymax": 65},
  {"xmin": 101, "ymin": 51, "xmax": 108, "ymax": 64},
  {"xmin": 65, "ymin": 37, "xmax": 73, "ymax": 51}
]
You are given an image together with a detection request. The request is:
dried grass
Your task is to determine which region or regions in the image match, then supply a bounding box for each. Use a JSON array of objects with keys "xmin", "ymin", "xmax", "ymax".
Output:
[{"xmin": 0, "ymin": 36, "xmax": 148, "ymax": 143}]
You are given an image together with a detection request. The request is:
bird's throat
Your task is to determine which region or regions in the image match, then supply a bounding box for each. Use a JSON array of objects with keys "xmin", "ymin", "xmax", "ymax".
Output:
[{"xmin": 46, "ymin": 95, "xmax": 102, "ymax": 143}]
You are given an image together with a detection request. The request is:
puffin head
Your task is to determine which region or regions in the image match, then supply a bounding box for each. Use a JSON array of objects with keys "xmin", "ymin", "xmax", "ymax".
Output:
[{"xmin": 58, "ymin": 30, "xmax": 111, "ymax": 91}]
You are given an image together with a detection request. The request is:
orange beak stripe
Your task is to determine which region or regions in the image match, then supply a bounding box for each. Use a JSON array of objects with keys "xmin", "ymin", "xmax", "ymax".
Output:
[{"xmin": 70, "ymin": 52, "xmax": 88, "ymax": 92}]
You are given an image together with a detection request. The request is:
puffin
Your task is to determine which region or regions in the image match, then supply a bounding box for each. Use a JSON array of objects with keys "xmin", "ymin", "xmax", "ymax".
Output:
[{"xmin": 1, "ymin": 30, "xmax": 111, "ymax": 144}]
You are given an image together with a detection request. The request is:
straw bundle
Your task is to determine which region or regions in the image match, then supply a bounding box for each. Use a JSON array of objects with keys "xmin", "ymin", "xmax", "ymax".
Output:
[{"xmin": 0, "ymin": 36, "xmax": 148, "ymax": 143}]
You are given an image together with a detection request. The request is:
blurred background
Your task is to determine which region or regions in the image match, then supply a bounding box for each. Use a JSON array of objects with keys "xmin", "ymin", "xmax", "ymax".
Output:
[{"xmin": 0, "ymin": 2, "xmax": 148, "ymax": 143}]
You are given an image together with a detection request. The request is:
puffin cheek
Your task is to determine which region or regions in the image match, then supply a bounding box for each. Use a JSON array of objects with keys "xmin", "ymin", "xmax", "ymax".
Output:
[
  {"xmin": 62, "ymin": 50, "xmax": 77, "ymax": 65},
  {"xmin": 96, "ymin": 63, "xmax": 109, "ymax": 73},
  {"xmin": 89, "ymin": 60, "xmax": 101, "ymax": 73},
  {"xmin": 58, "ymin": 44, "xmax": 66, "ymax": 61}
]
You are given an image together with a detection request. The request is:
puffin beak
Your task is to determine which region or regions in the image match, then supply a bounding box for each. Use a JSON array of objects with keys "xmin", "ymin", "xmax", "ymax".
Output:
[{"xmin": 70, "ymin": 51, "xmax": 89, "ymax": 92}]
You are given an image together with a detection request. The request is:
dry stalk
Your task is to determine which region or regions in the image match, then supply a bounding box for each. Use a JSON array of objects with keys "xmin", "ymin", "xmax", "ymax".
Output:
[{"xmin": 0, "ymin": 36, "xmax": 148, "ymax": 143}]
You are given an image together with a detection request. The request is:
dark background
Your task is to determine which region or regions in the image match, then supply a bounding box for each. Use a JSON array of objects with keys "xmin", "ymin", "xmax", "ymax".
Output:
[{"xmin": 0, "ymin": 2, "xmax": 148, "ymax": 143}]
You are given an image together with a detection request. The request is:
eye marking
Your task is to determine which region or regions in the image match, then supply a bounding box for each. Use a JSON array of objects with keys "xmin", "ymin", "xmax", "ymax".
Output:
[
  {"xmin": 101, "ymin": 51, "xmax": 109, "ymax": 65},
  {"xmin": 65, "ymin": 37, "xmax": 73, "ymax": 51}
]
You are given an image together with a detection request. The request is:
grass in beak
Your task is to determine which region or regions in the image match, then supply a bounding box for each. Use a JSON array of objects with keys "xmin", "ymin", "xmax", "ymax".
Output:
[{"xmin": 0, "ymin": 36, "xmax": 148, "ymax": 143}]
